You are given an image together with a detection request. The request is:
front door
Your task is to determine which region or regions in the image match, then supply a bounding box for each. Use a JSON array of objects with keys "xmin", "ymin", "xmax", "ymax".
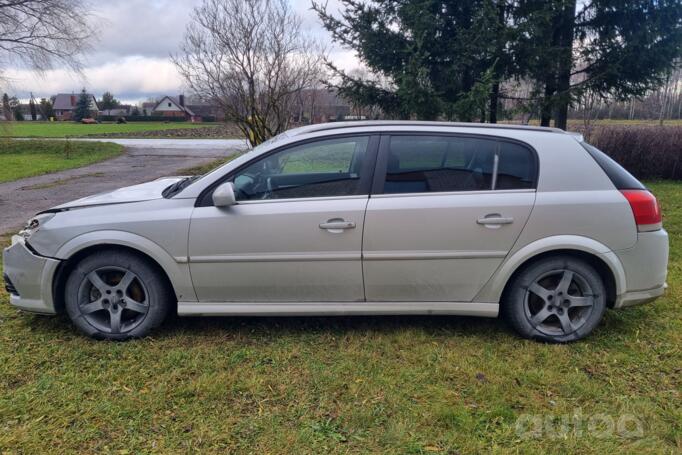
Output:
[
  {"xmin": 189, "ymin": 135, "xmax": 378, "ymax": 302},
  {"xmin": 363, "ymin": 134, "xmax": 537, "ymax": 302}
]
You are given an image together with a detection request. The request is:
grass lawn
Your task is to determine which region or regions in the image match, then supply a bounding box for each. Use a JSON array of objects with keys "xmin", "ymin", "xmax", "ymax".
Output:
[
  {"xmin": 0, "ymin": 140, "xmax": 124, "ymax": 183},
  {"xmin": 179, "ymin": 153, "xmax": 244, "ymax": 176},
  {"xmin": 0, "ymin": 182, "xmax": 679, "ymax": 453},
  {"xmin": 0, "ymin": 121, "xmax": 215, "ymax": 138}
]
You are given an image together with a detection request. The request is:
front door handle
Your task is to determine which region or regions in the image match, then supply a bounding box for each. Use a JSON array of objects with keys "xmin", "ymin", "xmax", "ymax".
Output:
[
  {"xmin": 319, "ymin": 219, "xmax": 356, "ymax": 233},
  {"xmin": 477, "ymin": 215, "xmax": 514, "ymax": 226}
]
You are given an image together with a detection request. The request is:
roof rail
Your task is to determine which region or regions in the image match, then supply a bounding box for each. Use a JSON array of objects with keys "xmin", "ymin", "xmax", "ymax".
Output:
[{"xmin": 288, "ymin": 120, "xmax": 567, "ymax": 137}]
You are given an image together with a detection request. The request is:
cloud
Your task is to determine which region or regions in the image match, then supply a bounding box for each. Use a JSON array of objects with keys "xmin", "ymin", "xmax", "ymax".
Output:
[
  {"xmin": 86, "ymin": 0, "xmax": 199, "ymax": 63},
  {"xmin": 2, "ymin": 0, "xmax": 361, "ymax": 103},
  {"xmin": 5, "ymin": 56, "xmax": 185, "ymax": 104}
]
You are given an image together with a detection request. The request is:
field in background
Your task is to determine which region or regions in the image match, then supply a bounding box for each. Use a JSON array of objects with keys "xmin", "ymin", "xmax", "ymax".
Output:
[
  {"xmin": 0, "ymin": 140, "xmax": 124, "ymax": 183},
  {"xmin": 514, "ymin": 119, "xmax": 682, "ymax": 128},
  {"xmin": 0, "ymin": 181, "xmax": 679, "ymax": 452},
  {"xmin": 0, "ymin": 121, "xmax": 216, "ymax": 138}
]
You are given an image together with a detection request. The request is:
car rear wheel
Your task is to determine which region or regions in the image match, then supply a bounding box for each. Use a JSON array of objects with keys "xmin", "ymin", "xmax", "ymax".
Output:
[
  {"xmin": 503, "ymin": 255, "xmax": 607, "ymax": 343},
  {"xmin": 64, "ymin": 250, "xmax": 172, "ymax": 340}
]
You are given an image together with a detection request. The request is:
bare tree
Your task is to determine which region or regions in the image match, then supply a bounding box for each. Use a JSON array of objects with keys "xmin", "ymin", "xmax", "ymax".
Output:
[
  {"xmin": 172, "ymin": 0, "xmax": 326, "ymax": 145},
  {"xmin": 0, "ymin": 0, "xmax": 95, "ymax": 74}
]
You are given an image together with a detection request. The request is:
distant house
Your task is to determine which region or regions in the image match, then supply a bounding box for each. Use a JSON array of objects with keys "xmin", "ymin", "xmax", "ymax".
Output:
[
  {"xmin": 152, "ymin": 95, "xmax": 200, "ymax": 121},
  {"xmin": 100, "ymin": 106, "xmax": 131, "ymax": 117},
  {"xmin": 52, "ymin": 93, "xmax": 99, "ymax": 120},
  {"xmin": 141, "ymin": 102, "xmax": 156, "ymax": 116},
  {"xmin": 150, "ymin": 95, "xmax": 224, "ymax": 122},
  {"xmin": 184, "ymin": 102, "xmax": 225, "ymax": 122}
]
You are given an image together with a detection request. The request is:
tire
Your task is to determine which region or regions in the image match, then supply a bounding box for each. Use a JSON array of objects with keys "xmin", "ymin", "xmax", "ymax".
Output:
[
  {"xmin": 502, "ymin": 255, "xmax": 607, "ymax": 343},
  {"xmin": 64, "ymin": 250, "xmax": 172, "ymax": 340}
]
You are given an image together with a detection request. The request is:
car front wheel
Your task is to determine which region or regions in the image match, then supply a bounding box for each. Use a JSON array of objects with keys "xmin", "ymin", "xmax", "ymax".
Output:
[
  {"xmin": 64, "ymin": 250, "xmax": 172, "ymax": 340},
  {"xmin": 502, "ymin": 255, "xmax": 607, "ymax": 343}
]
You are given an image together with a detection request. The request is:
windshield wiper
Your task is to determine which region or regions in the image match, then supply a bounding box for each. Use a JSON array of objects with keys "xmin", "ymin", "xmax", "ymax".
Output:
[{"xmin": 163, "ymin": 176, "xmax": 199, "ymax": 198}]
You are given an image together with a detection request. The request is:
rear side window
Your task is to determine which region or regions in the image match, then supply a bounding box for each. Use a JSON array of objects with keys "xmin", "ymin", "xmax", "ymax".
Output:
[
  {"xmin": 496, "ymin": 142, "xmax": 537, "ymax": 190},
  {"xmin": 581, "ymin": 142, "xmax": 645, "ymax": 190},
  {"xmin": 383, "ymin": 135, "xmax": 536, "ymax": 194}
]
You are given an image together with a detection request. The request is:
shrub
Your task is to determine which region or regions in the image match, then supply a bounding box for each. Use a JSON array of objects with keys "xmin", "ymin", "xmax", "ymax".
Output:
[
  {"xmin": 96, "ymin": 115, "xmax": 189, "ymax": 122},
  {"xmin": 581, "ymin": 125, "xmax": 682, "ymax": 180}
]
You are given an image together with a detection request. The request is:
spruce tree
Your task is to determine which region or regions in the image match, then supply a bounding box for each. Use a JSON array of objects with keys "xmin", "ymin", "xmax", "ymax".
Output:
[
  {"xmin": 2, "ymin": 93, "xmax": 10, "ymax": 121},
  {"xmin": 29, "ymin": 98, "xmax": 37, "ymax": 121},
  {"xmin": 315, "ymin": 0, "xmax": 682, "ymax": 129},
  {"xmin": 73, "ymin": 88, "xmax": 92, "ymax": 121},
  {"xmin": 313, "ymin": 0, "xmax": 509, "ymax": 121}
]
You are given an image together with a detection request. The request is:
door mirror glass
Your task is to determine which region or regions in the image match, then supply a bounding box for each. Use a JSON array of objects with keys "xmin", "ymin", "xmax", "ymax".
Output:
[{"xmin": 213, "ymin": 182, "xmax": 237, "ymax": 207}]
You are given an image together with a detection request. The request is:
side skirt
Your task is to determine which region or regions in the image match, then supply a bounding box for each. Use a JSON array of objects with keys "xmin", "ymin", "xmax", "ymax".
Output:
[{"xmin": 177, "ymin": 301, "xmax": 499, "ymax": 318}]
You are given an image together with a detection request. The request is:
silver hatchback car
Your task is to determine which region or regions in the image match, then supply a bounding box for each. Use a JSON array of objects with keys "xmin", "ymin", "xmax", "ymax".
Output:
[{"xmin": 3, "ymin": 121, "xmax": 669, "ymax": 342}]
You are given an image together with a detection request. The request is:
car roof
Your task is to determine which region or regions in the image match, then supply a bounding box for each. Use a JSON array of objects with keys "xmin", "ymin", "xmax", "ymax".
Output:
[{"xmin": 285, "ymin": 120, "xmax": 570, "ymax": 138}]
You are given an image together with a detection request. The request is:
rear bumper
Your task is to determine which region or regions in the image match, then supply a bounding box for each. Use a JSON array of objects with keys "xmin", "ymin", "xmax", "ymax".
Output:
[
  {"xmin": 2, "ymin": 236, "xmax": 60, "ymax": 314},
  {"xmin": 615, "ymin": 283, "xmax": 667, "ymax": 308},
  {"xmin": 613, "ymin": 229, "xmax": 669, "ymax": 309}
]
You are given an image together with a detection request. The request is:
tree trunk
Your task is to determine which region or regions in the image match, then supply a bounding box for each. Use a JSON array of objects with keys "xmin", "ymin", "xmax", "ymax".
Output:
[
  {"xmin": 540, "ymin": 79, "xmax": 555, "ymax": 127},
  {"xmin": 489, "ymin": 82, "xmax": 500, "ymax": 123},
  {"xmin": 488, "ymin": 1, "xmax": 506, "ymax": 125},
  {"xmin": 554, "ymin": 0, "xmax": 577, "ymax": 130}
]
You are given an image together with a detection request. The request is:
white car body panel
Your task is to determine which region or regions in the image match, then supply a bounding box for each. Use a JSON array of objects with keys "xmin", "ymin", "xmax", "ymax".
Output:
[
  {"xmin": 363, "ymin": 190, "xmax": 535, "ymax": 301},
  {"xmin": 474, "ymin": 235, "xmax": 628, "ymax": 303},
  {"xmin": 188, "ymin": 196, "xmax": 368, "ymax": 302},
  {"xmin": 51, "ymin": 177, "xmax": 186, "ymax": 210}
]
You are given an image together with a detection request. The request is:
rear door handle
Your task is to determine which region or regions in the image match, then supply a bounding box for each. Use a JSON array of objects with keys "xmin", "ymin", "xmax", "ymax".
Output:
[
  {"xmin": 319, "ymin": 219, "xmax": 356, "ymax": 232},
  {"xmin": 477, "ymin": 216, "xmax": 514, "ymax": 226}
]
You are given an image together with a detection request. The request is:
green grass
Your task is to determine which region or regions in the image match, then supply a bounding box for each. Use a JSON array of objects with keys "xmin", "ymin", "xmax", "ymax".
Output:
[
  {"xmin": 0, "ymin": 121, "xmax": 214, "ymax": 138},
  {"xmin": 0, "ymin": 140, "xmax": 124, "ymax": 183},
  {"xmin": 0, "ymin": 183, "xmax": 680, "ymax": 453},
  {"xmin": 179, "ymin": 153, "xmax": 244, "ymax": 176}
]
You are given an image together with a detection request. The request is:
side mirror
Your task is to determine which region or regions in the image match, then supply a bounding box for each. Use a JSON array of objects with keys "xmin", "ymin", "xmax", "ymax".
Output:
[{"xmin": 212, "ymin": 182, "xmax": 237, "ymax": 207}]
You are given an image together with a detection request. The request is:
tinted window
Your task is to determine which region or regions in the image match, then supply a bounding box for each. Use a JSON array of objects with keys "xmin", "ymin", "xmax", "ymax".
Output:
[
  {"xmin": 581, "ymin": 142, "xmax": 645, "ymax": 190},
  {"xmin": 495, "ymin": 142, "xmax": 537, "ymax": 190},
  {"xmin": 383, "ymin": 136, "xmax": 535, "ymax": 194},
  {"xmin": 232, "ymin": 136, "xmax": 369, "ymax": 200}
]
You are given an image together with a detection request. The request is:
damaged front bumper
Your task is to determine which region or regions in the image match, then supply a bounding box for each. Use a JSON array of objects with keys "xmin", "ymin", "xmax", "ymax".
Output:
[{"xmin": 2, "ymin": 235, "xmax": 61, "ymax": 314}]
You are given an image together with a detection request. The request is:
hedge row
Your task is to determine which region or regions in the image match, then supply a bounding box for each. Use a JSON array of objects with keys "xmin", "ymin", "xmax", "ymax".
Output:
[
  {"xmin": 96, "ymin": 115, "xmax": 218, "ymax": 123},
  {"xmin": 581, "ymin": 125, "xmax": 682, "ymax": 180}
]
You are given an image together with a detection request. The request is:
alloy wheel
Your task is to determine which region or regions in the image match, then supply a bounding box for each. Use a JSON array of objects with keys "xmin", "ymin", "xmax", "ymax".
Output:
[
  {"xmin": 523, "ymin": 269, "xmax": 596, "ymax": 337},
  {"xmin": 76, "ymin": 266, "xmax": 150, "ymax": 334}
]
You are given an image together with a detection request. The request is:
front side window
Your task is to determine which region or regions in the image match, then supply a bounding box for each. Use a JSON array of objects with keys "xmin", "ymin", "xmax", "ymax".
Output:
[
  {"xmin": 232, "ymin": 136, "xmax": 369, "ymax": 200},
  {"xmin": 383, "ymin": 135, "xmax": 536, "ymax": 194}
]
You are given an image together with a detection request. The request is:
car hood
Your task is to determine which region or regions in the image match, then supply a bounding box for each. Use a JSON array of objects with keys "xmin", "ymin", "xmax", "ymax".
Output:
[{"xmin": 49, "ymin": 177, "xmax": 186, "ymax": 211}]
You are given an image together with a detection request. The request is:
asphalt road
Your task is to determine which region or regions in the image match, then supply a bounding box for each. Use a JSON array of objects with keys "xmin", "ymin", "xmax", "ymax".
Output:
[{"xmin": 0, "ymin": 139, "xmax": 248, "ymax": 234}]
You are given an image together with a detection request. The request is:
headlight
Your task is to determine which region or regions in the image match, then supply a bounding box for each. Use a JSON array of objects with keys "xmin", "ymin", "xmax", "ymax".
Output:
[{"xmin": 19, "ymin": 213, "xmax": 56, "ymax": 239}]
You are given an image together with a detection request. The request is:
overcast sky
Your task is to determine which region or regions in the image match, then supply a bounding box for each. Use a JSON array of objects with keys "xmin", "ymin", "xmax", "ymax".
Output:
[{"xmin": 4, "ymin": 0, "xmax": 358, "ymax": 104}]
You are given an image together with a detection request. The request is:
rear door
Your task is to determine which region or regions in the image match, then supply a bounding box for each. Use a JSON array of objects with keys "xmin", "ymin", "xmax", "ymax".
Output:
[{"xmin": 362, "ymin": 134, "xmax": 537, "ymax": 302}]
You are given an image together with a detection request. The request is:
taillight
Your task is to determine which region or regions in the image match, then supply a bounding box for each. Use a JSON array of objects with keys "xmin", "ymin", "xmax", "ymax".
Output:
[{"xmin": 621, "ymin": 190, "xmax": 662, "ymax": 232}]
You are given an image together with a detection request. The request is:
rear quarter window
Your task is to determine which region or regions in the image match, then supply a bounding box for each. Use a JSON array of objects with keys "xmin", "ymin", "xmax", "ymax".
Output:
[{"xmin": 581, "ymin": 142, "xmax": 645, "ymax": 190}]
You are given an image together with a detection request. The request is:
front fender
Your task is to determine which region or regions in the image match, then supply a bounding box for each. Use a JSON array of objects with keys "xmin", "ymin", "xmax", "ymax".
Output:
[
  {"xmin": 474, "ymin": 235, "xmax": 626, "ymax": 303},
  {"xmin": 55, "ymin": 230, "xmax": 197, "ymax": 302}
]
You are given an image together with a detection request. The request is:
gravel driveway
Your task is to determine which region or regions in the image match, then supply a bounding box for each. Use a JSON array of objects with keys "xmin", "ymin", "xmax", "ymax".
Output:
[{"xmin": 0, "ymin": 139, "xmax": 248, "ymax": 234}]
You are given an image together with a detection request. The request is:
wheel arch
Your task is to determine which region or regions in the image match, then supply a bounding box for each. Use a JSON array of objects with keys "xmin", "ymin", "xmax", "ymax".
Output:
[
  {"xmin": 476, "ymin": 235, "xmax": 625, "ymax": 308},
  {"xmin": 51, "ymin": 231, "xmax": 196, "ymax": 314}
]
